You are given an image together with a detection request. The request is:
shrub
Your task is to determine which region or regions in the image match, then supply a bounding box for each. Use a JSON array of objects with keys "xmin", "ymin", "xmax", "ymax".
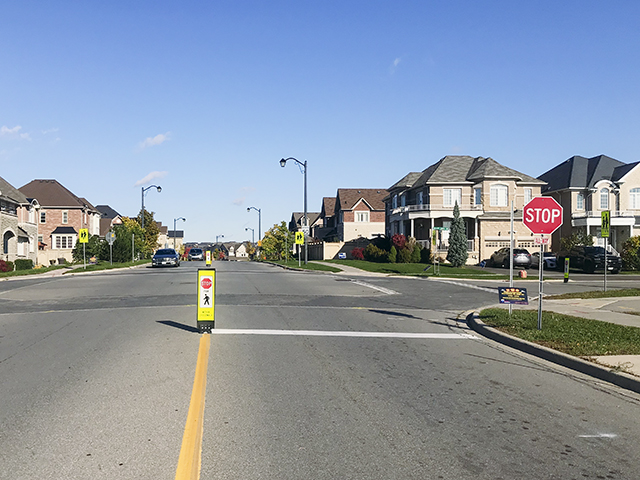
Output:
[
  {"xmin": 364, "ymin": 244, "xmax": 388, "ymax": 263},
  {"xmin": 391, "ymin": 234, "xmax": 406, "ymax": 250},
  {"xmin": 411, "ymin": 244, "xmax": 421, "ymax": 263},
  {"xmin": 398, "ymin": 247, "xmax": 412, "ymax": 263},
  {"xmin": 388, "ymin": 246, "xmax": 397, "ymax": 263},
  {"xmin": 621, "ymin": 236, "xmax": 640, "ymax": 271},
  {"xmin": 351, "ymin": 247, "xmax": 365, "ymax": 260},
  {"xmin": 371, "ymin": 236, "xmax": 391, "ymax": 251},
  {"xmin": 0, "ymin": 260, "xmax": 14, "ymax": 272},
  {"xmin": 14, "ymin": 259, "xmax": 34, "ymax": 270},
  {"xmin": 420, "ymin": 248, "xmax": 432, "ymax": 263}
]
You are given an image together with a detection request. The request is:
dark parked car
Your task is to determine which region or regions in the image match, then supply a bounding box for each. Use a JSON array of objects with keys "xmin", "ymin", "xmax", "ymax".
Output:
[
  {"xmin": 152, "ymin": 248, "xmax": 180, "ymax": 267},
  {"xmin": 489, "ymin": 247, "xmax": 532, "ymax": 269},
  {"xmin": 188, "ymin": 248, "xmax": 204, "ymax": 261},
  {"xmin": 558, "ymin": 246, "xmax": 621, "ymax": 274}
]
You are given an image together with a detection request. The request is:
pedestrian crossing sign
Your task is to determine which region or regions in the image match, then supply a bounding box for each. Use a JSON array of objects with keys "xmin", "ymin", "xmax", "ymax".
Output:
[
  {"xmin": 295, "ymin": 232, "xmax": 304, "ymax": 245},
  {"xmin": 79, "ymin": 228, "xmax": 89, "ymax": 243},
  {"xmin": 197, "ymin": 268, "xmax": 216, "ymax": 332},
  {"xmin": 601, "ymin": 210, "xmax": 610, "ymax": 238}
]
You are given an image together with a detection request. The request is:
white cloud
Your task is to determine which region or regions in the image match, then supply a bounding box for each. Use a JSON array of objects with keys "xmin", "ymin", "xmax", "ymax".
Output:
[
  {"xmin": 233, "ymin": 197, "xmax": 246, "ymax": 206},
  {"xmin": 138, "ymin": 132, "xmax": 171, "ymax": 149},
  {"xmin": 1, "ymin": 125, "xmax": 31, "ymax": 140},
  {"xmin": 42, "ymin": 127, "xmax": 59, "ymax": 135},
  {"xmin": 134, "ymin": 171, "xmax": 168, "ymax": 187},
  {"xmin": 390, "ymin": 57, "xmax": 402, "ymax": 75}
]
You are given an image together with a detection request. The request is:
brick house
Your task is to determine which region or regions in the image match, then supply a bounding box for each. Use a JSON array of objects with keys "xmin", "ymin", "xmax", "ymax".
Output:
[
  {"xmin": 385, "ymin": 155, "xmax": 546, "ymax": 264},
  {"xmin": 19, "ymin": 180, "xmax": 101, "ymax": 265},
  {"xmin": 335, "ymin": 188, "xmax": 388, "ymax": 241},
  {"xmin": 538, "ymin": 155, "xmax": 640, "ymax": 252},
  {"xmin": 0, "ymin": 176, "xmax": 39, "ymax": 263}
]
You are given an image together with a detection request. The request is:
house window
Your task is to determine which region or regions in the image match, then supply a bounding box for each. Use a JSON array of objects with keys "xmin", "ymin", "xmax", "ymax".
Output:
[
  {"xmin": 400, "ymin": 195, "xmax": 406, "ymax": 207},
  {"xmin": 62, "ymin": 211, "xmax": 68, "ymax": 224},
  {"xmin": 600, "ymin": 188, "xmax": 609, "ymax": 209},
  {"xmin": 40, "ymin": 211, "xmax": 46, "ymax": 223},
  {"xmin": 54, "ymin": 235, "xmax": 75, "ymax": 249},
  {"xmin": 490, "ymin": 184, "xmax": 508, "ymax": 207},
  {"xmin": 355, "ymin": 211, "xmax": 369, "ymax": 222},
  {"xmin": 444, "ymin": 188, "xmax": 462, "ymax": 207},
  {"xmin": 576, "ymin": 192, "xmax": 584, "ymax": 210},
  {"xmin": 417, "ymin": 191, "xmax": 423, "ymax": 205},
  {"xmin": 524, "ymin": 188, "xmax": 533, "ymax": 204},
  {"xmin": 630, "ymin": 188, "xmax": 640, "ymax": 209},
  {"xmin": 474, "ymin": 188, "xmax": 482, "ymax": 205},
  {"xmin": 392, "ymin": 195, "xmax": 398, "ymax": 209}
]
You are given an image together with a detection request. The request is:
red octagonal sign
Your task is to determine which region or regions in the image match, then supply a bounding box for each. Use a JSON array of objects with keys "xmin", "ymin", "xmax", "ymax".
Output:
[
  {"xmin": 201, "ymin": 277, "xmax": 212, "ymax": 290},
  {"xmin": 523, "ymin": 197, "xmax": 563, "ymax": 234}
]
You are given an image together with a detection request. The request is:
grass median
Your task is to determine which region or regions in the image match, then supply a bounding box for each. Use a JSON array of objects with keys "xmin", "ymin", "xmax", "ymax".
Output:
[
  {"xmin": 269, "ymin": 260, "xmax": 342, "ymax": 273},
  {"xmin": 479, "ymin": 308, "xmax": 640, "ymax": 357},
  {"xmin": 0, "ymin": 265, "xmax": 68, "ymax": 278},
  {"xmin": 64, "ymin": 259, "xmax": 151, "ymax": 273},
  {"xmin": 324, "ymin": 259, "xmax": 508, "ymax": 279}
]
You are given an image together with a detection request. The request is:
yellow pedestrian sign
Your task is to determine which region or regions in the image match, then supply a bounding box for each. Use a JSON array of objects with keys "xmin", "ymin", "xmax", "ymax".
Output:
[
  {"xmin": 601, "ymin": 210, "xmax": 610, "ymax": 238},
  {"xmin": 205, "ymin": 250, "xmax": 211, "ymax": 266},
  {"xmin": 295, "ymin": 231, "xmax": 304, "ymax": 245},
  {"xmin": 197, "ymin": 268, "xmax": 216, "ymax": 333},
  {"xmin": 79, "ymin": 228, "xmax": 89, "ymax": 243}
]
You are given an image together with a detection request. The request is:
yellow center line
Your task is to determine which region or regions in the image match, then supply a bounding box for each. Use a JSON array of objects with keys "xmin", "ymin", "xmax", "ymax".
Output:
[{"xmin": 175, "ymin": 334, "xmax": 211, "ymax": 480}]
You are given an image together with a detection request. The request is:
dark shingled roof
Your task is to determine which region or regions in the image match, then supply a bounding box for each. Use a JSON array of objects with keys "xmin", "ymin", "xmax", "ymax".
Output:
[
  {"xmin": 335, "ymin": 189, "xmax": 388, "ymax": 211},
  {"xmin": 320, "ymin": 197, "xmax": 336, "ymax": 217},
  {"xmin": 96, "ymin": 205, "xmax": 121, "ymax": 219},
  {"xmin": 51, "ymin": 226, "xmax": 78, "ymax": 234},
  {"xmin": 0, "ymin": 175, "xmax": 29, "ymax": 204},
  {"xmin": 538, "ymin": 155, "xmax": 627, "ymax": 193},
  {"xmin": 19, "ymin": 179, "xmax": 97, "ymax": 210}
]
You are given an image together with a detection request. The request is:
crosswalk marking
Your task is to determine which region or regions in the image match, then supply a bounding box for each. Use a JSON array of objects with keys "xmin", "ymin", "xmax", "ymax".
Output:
[{"xmin": 209, "ymin": 329, "xmax": 476, "ymax": 339}]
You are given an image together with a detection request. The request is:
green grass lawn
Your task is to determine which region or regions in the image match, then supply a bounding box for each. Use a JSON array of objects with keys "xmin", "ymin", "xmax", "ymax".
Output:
[
  {"xmin": 324, "ymin": 259, "xmax": 509, "ymax": 279},
  {"xmin": 270, "ymin": 260, "xmax": 342, "ymax": 273},
  {"xmin": 64, "ymin": 259, "xmax": 151, "ymax": 273},
  {"xmin": 479, "ymin": 308, "xmax": 640, "ymax": 356},
  {"xmin": 547, "ymin": 288, "xmax": 640, "ymax": 300},
  {"xmin": 0, "ymin": 265, "xmax": 68, "ymax": 278}
]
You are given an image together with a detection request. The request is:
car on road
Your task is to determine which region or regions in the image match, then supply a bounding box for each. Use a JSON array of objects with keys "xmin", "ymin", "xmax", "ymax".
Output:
[
  {"xmin": 531, "ymin": 251, "xmax": 557, "ymax": 270},
  {"xmin": 152, "ymin": 248, "xmax": 181, "ymax": 267},
  {"xmin": 557, "ymin": 246, "xmax": 622, "ymax": 273},
  {"xmin": 188, "ymin": 248, "xmax": 204, "ymax": 261},
  {"xmin": 489, "ymin": 247, "xmax": 532, "ymax": 269}
]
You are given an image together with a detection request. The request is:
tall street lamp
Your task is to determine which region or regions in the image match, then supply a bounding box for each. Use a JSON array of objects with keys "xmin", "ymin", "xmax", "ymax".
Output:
[
  {"xmin": 247, "ymin": 206, "xmax": 261, "ymax": 241},
  {"xmin": 141, "ymin": 185, "xmax": 162, "ymax": 230},
  {"xmin": 216, "ymin": 234, "xmax": 224, "ymax": 244},
  {"xmin": 245, "ymin": 227, "xmax": 255, "ymax": 244},
  {"xmin": 173, "ymin": 217, "xmax": 186, "ymax": 250},
  {"xmin": 279, "ymin": 157, "xmax": 308, "ymax": 264}
]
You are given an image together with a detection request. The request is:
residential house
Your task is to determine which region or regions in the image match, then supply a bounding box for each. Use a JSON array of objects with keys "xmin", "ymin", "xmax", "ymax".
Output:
[
  {"xmin": 0, "ymin": 176, "xmax": 39, "ymax": 263},
  {"xmin": 386, "ymin": 155, "xmax": 546, "ymax": 264},
  {"xmin": 156, "ymin": 222, "xmax": 169, "ymax": 249},
  {"xmin": 538, "ymin": 155, "xmax": 640, "ymax": 252},
  {"xmin": 95, "ymin": 205, "xmax": 123, "ymax": 237},
  {"xmin": 19, "ymin": 180, "xmax": 101, "ymax": 264},
  {"xmin": 225, "ymin": 242, "xmax": 249, "ymax": 259},
  {"xmin": 335, "ymin": 188, "xmax": 387, "ymax": 241},
  {"xmin": 168, "ymin": 230, "xmax": 184, "ymax": 252},
  {"xmin": 313, "ymin": 197, "xmax": 337, "ymax": 240},
  {"xmin": 289, "ymin": 212, "xmax": 321, "ymax": 237}
]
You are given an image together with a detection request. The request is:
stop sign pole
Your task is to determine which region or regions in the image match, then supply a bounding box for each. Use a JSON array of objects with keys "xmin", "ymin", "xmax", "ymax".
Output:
[{"xmin": 523, "ymin": 197, "xmax": 563, "ymax": 330}]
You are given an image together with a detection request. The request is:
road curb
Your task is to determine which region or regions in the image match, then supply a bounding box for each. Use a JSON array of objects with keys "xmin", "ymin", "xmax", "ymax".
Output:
[{"xmin": 466, "ymin": 311, "xmax": 640, "ymax": 395}]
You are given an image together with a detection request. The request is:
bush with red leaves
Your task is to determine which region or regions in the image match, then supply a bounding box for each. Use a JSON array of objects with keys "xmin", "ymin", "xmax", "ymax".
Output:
[
  {"xmin": 391, "ymin": 234, "xmax": 406, "ymax": 250},
  {"xmin": 351, "ymin": 247, "xmax": 365, "ymax": 260}
]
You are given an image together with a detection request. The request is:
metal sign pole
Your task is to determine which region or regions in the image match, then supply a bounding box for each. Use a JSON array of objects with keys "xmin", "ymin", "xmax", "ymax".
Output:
[
  {"xmin": 538, "ymin": 237, "xmax": 544, "ymax": 330},
  {"xmin": 509, "ymin": 200, "xmax": 514, "ymax": 316},
  {"xmin": 604, "ymin": 237, "xmax": 608, "ymax": 292},
  {"xmin": 83, "ymin": 242, "xmax": 86, "ymax": 269}
]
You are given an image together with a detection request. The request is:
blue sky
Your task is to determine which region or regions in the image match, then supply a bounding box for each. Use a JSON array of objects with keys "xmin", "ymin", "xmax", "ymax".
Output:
[{"xmin": 2, "ymin": 1, "xmax": 639, "ymax": 243}]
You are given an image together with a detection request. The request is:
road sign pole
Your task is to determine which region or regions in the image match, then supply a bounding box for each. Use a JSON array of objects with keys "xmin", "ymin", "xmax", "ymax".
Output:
[
  {"xmin": 83, "ymin": 242, "xmax": 86, "ymax": 269},
  {"xmin": 509, "ymin": 201, "xmax": 514, "ymax": 316},
  {"xmin": 604, "ymin": 237, "xmax": 608, "ymax": 293},
  {"xmin": 110, "ymin": 243, "xmax": 113, "ymax": 265},
  {"xmin": 538, "ymin": 238, "xmax": 544, "ymax": 330}
]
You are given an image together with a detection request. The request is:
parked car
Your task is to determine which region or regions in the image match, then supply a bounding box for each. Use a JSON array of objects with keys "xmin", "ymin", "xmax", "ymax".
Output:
[
  {"xmin": 531, "ymin": 251, "xmax": 557, "ymax": 270},
  {"xmin": 188, "ymin": 248, "xmax": 204, "ymax": 261},
  {"xmin": 557, "ymin": 246, "xmax": 621, "ymax": 274},
  {"xmin": 489, "ymin": 248, "xmax": 532, "ymax": 269},
  {"xmin": 152, "ymin": 248, "xmax": 180, "ymax": 267}
]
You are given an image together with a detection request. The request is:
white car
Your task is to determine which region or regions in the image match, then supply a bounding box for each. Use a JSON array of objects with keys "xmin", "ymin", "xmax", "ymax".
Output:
[{"xmin": 531, "ymin": 252, "xmax": 557, "ymax": 270}]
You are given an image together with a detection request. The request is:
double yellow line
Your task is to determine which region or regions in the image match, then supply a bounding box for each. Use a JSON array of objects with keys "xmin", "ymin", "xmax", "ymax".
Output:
[{"xmin": 175, "ymin": 334, "xmax": 211, "ymax": 480}]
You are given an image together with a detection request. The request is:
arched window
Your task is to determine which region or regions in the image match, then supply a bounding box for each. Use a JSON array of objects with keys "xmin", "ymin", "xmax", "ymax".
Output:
[
  {"xmin": 630, "ymin": 188, "xmax": 640, "ymax": 209},
  {"xmin": 490, "ymin": 184, "xmax": 508, "ymax": 207},
  {"xmin": 600, "ymin": 188, "xmax": 609, "ymax": 210}
]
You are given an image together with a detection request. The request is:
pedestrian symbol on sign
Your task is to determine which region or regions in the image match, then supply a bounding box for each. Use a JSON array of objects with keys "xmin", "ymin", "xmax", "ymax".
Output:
[{"xmin": 79, "ymin": 228, "xmax": 89, "ymax": 244}]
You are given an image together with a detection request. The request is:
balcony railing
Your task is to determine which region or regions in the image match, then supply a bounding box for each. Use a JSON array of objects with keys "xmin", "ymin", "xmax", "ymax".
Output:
[
  {"xmin": 572, "ymin": 210, "xmax": 635, "ymax": 219},
  {"xmin": 391, "ymin": 204, "xmax": 483, "ymax": 215}
]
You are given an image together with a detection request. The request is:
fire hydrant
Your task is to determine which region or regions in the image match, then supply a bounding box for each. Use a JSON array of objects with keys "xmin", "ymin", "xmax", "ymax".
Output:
[{"xmin": 519, "ymin": 269, "xmax": 528, "ymax": 278}]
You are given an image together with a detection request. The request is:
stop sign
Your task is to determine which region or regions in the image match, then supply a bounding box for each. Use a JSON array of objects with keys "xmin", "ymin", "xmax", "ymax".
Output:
[
  {"xmin": 523, "ymin": 197, "xmax": 563, "ymax": 234},
  {"xmin": 201, "ymin": 277, "xmax": 212, "ymax": 289}
]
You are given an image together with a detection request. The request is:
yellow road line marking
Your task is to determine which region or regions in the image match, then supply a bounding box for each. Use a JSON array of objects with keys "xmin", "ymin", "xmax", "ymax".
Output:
[{"xmin": 175, "ymin": 334, "xmax": 210, "ymax": 480}]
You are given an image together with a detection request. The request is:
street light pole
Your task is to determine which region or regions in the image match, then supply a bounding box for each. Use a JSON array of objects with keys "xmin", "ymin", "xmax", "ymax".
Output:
[
  {"xmin": 247, "ymin": 206, "xmax": 261, "ymax": 241},
  {"xmin": 279, "ymin": 157, "xmax": 308, "ymax": 264},
  {"xmin": 173, "ymin": 217, "xmax": 186, "ymax": 250},
  {"xmin": 245, "ymin": 227, "xmax": 255, "ymax": 244},
  {"xmin": 141, "ymin": 184, "xmax": 162, "ymax": 231},
  {"xmin": 216, "ymin": 235, "xmax": 224, "ymax": 243}
]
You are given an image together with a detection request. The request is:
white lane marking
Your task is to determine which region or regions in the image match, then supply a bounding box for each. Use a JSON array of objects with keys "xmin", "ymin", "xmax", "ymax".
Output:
[
  {"xmin": 427, "ymin": 278, "xmax": 496, "ymax": 294},
  {"xmin": 210, "ymin": 329, "xmax": 476, "ymax": 339},
  {"xmin": 577, "ymin": 433, "xmax": 618, "ymax": 438},
  {"xmin": 351, "ymin": 280, "xmax": 399, "ymax": 295}
]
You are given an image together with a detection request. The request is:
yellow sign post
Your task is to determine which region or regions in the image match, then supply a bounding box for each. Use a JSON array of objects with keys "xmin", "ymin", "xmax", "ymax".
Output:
[
  {"xmin": 205, "ymin": 250, "xmax": 211, "ymax": 266},
  {"xmin": 79, "ymin": 229, "xmax": 89, "ymax": 243},
  {"xmin": 197, "ymin": 269, "xmax": 215, "ymax": 333}
]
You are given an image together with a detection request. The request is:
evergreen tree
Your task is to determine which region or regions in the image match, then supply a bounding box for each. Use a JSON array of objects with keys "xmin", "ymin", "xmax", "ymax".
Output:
[
  {"xmin": 388, "ymin": 246, "xmax": 397, "ymax": 263},
  {"xmin": 446, "ymin": 202, "xmax": 468, "ymax": 267}
]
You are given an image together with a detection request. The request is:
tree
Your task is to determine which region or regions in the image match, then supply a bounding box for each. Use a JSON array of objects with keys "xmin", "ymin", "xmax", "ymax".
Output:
[
  {"xmin": 109, "ymin": 217, "xmax": 146, "ymax": 263},
  {"xmin": 411, "ymin": 243, "xmax": 422, "ymax": 263},
  {"xmin": 446, "ymin": 202, "xmax": 468, "ymax": 267},
  {"xmin": 260, "ymin": 221, "xmax": 295, "ymax": 261},
  {"xmin": 388, "ymin": 246, "xmax": 397, "ymax": 263},
  {"xmin": 136, "ymin": 209, "xmax": 161, "ymax": 258},
  {"xmin": 72, "ymin": 234, "xmax": 105, "ymax": 262},
  {"xmin": 621, "ymin": 236, "xmax": 640, "ymax": 271},
  {"xmin": 560, "ymin": 230, "xmax": 594, "ymax": 251}
]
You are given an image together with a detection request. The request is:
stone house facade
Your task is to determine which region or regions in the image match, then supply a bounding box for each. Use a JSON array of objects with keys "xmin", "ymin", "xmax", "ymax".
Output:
[{"xmin": 0, "ymin": 176, "xmax": 39, "ymax": 264}]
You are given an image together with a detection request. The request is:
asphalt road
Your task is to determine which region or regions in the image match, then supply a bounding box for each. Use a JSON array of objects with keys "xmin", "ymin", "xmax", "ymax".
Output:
[{"xmin": 1, "ymin": 262, "xmax": 640, "ymax": 479}]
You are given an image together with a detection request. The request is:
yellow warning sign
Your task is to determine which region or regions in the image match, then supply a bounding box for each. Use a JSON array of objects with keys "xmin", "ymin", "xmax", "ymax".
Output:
[
  {"xmin": 295, "ymin": 231, "xmax": 304, "ymax": 245},
  {"xmin": 205, "ymin": 250, "xmax": 211, "ymax": 266},
  {"xmin": 197, "ymin": 269, "xmax": 215, "ymax": 324},
  {"xmin": 79, "ymin": 228, "xmax": 89, "ymax": 243}
]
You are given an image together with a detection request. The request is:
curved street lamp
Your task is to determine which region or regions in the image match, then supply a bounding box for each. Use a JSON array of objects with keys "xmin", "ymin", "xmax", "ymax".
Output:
[
  {"xmin": 247, "ymin": 206, "xmax": 261, "ymax": 241},
  {"xmin": 279, "ymin": 157, "xmax": 308, "ymax": 264},
  {"xmin": 216, "ymin": 234, "xmax": 224, "ymax": 244},
  {"xmin": 173, "ymin": 217, "xmax": 186, "ymax": 249},
  {"xmin": 245, "ymin": 227, "xmax": 255, "ymax": 244},
  {"xmin": 141, "ymin": 185, "xmax": 162, "ymax": 230}
]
